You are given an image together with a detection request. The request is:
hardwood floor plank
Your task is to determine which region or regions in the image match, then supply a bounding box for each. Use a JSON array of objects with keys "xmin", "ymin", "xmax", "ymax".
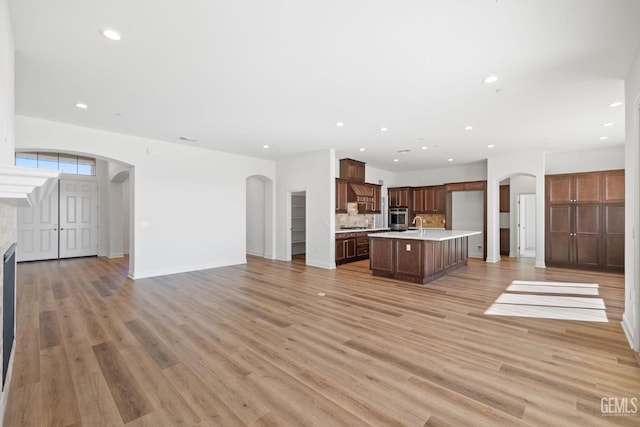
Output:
[
  {"xmin": 39, "ymin": 310, "xmax": 62, "ymax": 350},
  {"xmin": 74, "ymin": 371, "xmax": 123, "ymax": 427},
  {"xmin": 2, "ymin": 383, "xmax": 41, "ymax": 427},
  {"xmin": 92, "ymin": 341, "xmax": 152, "ymax": 423},
  {"xmin": 40, "ymin": 345, "xmax": 82, "ymax": 427},
  {"xmin": 124, "ymin": 319, "xmax": 178, "ymax": 369}
]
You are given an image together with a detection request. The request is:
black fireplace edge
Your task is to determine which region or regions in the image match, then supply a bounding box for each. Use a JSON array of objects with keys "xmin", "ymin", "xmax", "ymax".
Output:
[{"xmin": 3, "ymin": 242, "xmax": 17, "ymax": 391}]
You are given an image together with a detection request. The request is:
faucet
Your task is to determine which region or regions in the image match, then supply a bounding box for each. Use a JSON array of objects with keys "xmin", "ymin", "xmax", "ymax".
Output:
[{"xmin": 412, "ymin": 216, "xmax": 423, "ymax": 231}]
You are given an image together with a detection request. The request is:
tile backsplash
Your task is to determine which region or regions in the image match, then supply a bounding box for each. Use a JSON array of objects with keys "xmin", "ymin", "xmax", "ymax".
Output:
[
  {"xmin": 336, "ymin": 213, "xmax": 376, "ymax": 229},
  {"xmin": 414, "ymin": 213, "xmax": 446, "ymax": 228}
]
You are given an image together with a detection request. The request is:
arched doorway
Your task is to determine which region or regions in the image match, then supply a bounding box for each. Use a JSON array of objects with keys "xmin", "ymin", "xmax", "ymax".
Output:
[{"xmin": 499, "ymin": 174, "xmax": 536, "ymax": 259}]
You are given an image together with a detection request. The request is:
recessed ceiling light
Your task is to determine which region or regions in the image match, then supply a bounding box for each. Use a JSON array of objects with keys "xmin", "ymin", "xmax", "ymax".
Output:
[
  {"xmin": 483, "ymin": 75, "xmax": 498, "ymax": 84},
  {"xmin": 393, "ymin": 158, "xmax": 399, "ymax": 162},
  {"xmin": 101, "ymin": 28, "xmax": 121, "ymax": 41},
  {"xmin": 609, "ymin": 102, "xmax": 623, "ymax": 108},
  {"xmin": 487, "ymin": 144, "xmax": 495, "ymax": 148},
  {"xmin": 75, "ymin": 103, "xmax": 88, "ymax": 109},
  {"xmin": 263, "ymin": 145, "xmax": 270, "ymax": 149},
  {"xmin": 447, "ymin": 158, "xmax": 454, "ymax": 162},
  {"xmin": 599, "ymin": 136, "xmax": 609, "ymax": 140},
  {"xmin": 421, "ymin": 146, "xmax": 428, "ymax": 150},
  {"xmin": 602, "ymin": 122, "xmax": 613, "ymax": 127},
  {"xmin": 335, "ymin": 122, "xmax": 344, "ymax": 127},
  {"xmin": 380, "ymin": 127, "xmax": 388, "ymax": 132},
  {"xmin": 464, "ymin": 126, "xmax": 473, "ymax": 131},
  {"xmin": 359, "ymin": 148, "xmax": 365, "ymax": 152}
]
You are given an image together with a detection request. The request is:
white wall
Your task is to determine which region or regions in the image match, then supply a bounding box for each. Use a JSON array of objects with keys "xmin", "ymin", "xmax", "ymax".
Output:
[
  {"xmin": 15, "ymin": 115, "xmax": 276, "ymax": 279},
  {"xmin": 451, "ymin": 191, "xmax": 484, "ymax": 258},
  {"xmin": 487, "ymin": 151, "xmax": 545, "ymax": 267},
  {"xmin": 509, "ymin": 175, "xmax": 536, "ymax": 257},
  {"xmin": 392, "ymin": 161, "xmax": 487, "ymax": 187},
  {"xmin": 623, "ymin": 46, "xmax": 640, "ymax": 351},
  {"xmin": 277, "ymin": 149, "xmax": 334, "ymax": 268},
  {"xmin": 246, "ymin": 176, "xmax": 266, "ymax": 256},
  {"xmin": 546, "ymin": 146, "xmax": 625, "ymax": 174}
]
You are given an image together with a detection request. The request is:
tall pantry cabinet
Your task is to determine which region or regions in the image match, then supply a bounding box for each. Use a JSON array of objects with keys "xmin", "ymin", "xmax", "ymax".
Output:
[{"xmin": 545, "ymin": 170, "xmax": 624, "ymax": 271}]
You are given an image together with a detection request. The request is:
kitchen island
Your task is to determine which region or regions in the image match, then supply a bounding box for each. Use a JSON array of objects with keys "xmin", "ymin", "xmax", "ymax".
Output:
[{"xmin": 369, "ymin": 229, "xmax": 481, "ymax": 284}]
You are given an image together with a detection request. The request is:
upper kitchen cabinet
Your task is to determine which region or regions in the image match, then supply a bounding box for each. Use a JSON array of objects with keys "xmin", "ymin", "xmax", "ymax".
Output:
[
  {"xmin": 336, "ymin": 178, "xmax": 349, "ymax": 213},
  {"xmin": 412, "ymin": 187, "xmax": 425, "ymax": 213},
  {"xmin": 414, "ymin": 186, "xmax": 446, "ymax": 214},
  {"xmin": 369, "ymin": 184, "xmax": 382, "ymax": 213},
  {"xmin": 427, "ymin": 186, "xmax": 446, "ymax": 214},
  {"xmin": 547, "ymin": 172, "xmax": 601, "ymax": 204},
  {"xmin": 499, "ymin": 185, "xmax": 510, "ymax": 212},
  {"xmin": 603, "ymin": 170, "xmax": 625, "ymax": 203},
  {"xmin": 339, "ymin": 158, "xmax": 366, "ymax": 183},
  {"xmin": 388, "ymin": 187, "xmax": 411, "ymax": 208}
]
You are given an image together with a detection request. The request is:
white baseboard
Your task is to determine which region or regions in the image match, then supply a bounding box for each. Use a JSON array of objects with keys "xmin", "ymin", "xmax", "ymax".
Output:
[
  {"xmin": 485, "ymin": 255, "xmax": 501, "ymax": 263},
  {"xmin": 622, "ymin": 315, "xmax": 639, "ymax": 351}
]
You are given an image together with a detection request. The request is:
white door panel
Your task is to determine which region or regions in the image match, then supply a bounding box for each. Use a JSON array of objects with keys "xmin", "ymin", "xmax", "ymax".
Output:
[
  {"xmin": 60, "ymin": 180, "xmax": 98, "ymax": 258},
  {"xmin": 17, "ymin": 181, "xmax": 59, "ymax": 261}
]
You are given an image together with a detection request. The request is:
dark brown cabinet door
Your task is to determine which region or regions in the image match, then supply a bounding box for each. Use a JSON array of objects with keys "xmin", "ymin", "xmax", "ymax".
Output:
[
  {"xmin": 336, "ymin": 179, "xmax": 348, "ymax": 213},
  {"xmin": 345, "ymin": 238, "xmax": 356, "ymax": 258},
  {"xmin": 603, "ymin": 170, "xmax": 625, "ymax": 203},
  {"xmin": 573, "ymin": 204, "xmax": 600, "ymax": 266},
  {"xmin": 547, "ymin": 175, "xmax": 573, "ymax": 204},
  {"xmin": 412, "ymin": 187, "xmax": 425, "ymax": 213},
  {"xmin": 388, "ymin": 187, "xmax": 410, "ymax": 208},
  {"xmin": 604, "ymin": 204, "xmax": 625, "ymax": 268},
  {"xmin": 370, "ymin": 185, "xmax": 381, "ymax": 213},
  {"xmin": 574, "ymin": 174, "xmax": 601, "ymax": 203},
  {"xmin": 424, "ymin": 187, "xmax": 435, "ymax": 212},
  {"xmin": 547, "ymin": 205, "xmax": 572, "ymax": 265},
  {"xmin": 435, "ymin": 186, "xmax": 446, "ymax": 213},
  {"xmin": 499, "ymin": 185, "xmax": 510, "ymax": 212},
  {"xmin": 339, "ymin": 159, "xmax": 365, "ymax": 182},
  {"xmin": 336, "ymin": 239, "xmax": 346, "ymax": 261},
  {"xmin": 500, "ymin": 228, "xmax": 510, "ymax": 255}
]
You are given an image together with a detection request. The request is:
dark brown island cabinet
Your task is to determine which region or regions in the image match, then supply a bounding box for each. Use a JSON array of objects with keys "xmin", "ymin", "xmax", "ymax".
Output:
[
  {"xmin": 545, "ymin": 169, "xmax": 624, "ymax": 272},
  {"xmin": 369, "ymin": 230, "xmax": 480, "ymax": 284}
]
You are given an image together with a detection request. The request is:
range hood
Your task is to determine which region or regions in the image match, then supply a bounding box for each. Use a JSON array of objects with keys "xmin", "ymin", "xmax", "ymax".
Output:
[
  {"xmin": 0, "ymin": 165, "xmax": 61, "ymax": 207},
  {"xmin": 348, "ymin": 183, "xmax": 374, "ymax": 197}
]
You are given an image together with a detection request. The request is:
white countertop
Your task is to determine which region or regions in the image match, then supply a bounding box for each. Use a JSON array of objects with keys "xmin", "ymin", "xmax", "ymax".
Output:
[
  {"xmin": 369, "ymin": 229, "xmax": 481, "ymax": 241},
  {"xmin": 335, "ymin": 227, "xmax": 390, "ymax": 234}
]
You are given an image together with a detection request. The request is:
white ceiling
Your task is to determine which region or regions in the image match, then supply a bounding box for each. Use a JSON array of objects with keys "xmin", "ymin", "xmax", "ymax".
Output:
[{"xmin": 9, "ymin": 0, "xmax": 640, "ymax": 172}]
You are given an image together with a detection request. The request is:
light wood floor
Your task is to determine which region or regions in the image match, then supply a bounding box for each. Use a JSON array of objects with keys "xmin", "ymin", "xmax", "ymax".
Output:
[{"xmin": 4, "ymin": 255, "xmax": 639, "ymax": 426}]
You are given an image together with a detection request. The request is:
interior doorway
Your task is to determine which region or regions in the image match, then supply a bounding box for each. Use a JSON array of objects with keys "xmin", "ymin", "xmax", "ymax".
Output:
[
  {"xmin": 517, "ymin": 194, "xmax": 536, "ymax": 258},
  {"xmin": 291, "ymin": 191, "xmax": 306, "ymax": 257}
]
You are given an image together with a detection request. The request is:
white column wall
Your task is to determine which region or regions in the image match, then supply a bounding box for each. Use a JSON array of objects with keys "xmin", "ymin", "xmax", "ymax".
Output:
[
  {"xmin": 623, "ymin": 47, "xmax": 640, "ymax": 351},
  {"xmin": 277, "ymin": 149, "xmax": 334, "ymax": 268}
]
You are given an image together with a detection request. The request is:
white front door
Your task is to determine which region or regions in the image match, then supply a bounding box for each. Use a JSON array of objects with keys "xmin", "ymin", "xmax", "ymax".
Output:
[
  {"xmin": 59, "ymin": 180, "xmax": 98, "ymax": 258},
  {"xmin": 16, "ymin": 182, "xmax": 59, "ymax": 262}
]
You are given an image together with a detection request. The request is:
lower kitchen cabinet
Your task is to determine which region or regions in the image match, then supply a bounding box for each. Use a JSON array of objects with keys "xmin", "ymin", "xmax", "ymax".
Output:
[
  {"xmin": 336, "ymin": 230, "xmax": 384, "ymax": 265},
  {"xmin": 500, "ymin": 229, "xmax": 510, "ymax": 255},
  {"xmin": 336, "ymin": 233, "xmax": 357, "ymax": 264}
]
